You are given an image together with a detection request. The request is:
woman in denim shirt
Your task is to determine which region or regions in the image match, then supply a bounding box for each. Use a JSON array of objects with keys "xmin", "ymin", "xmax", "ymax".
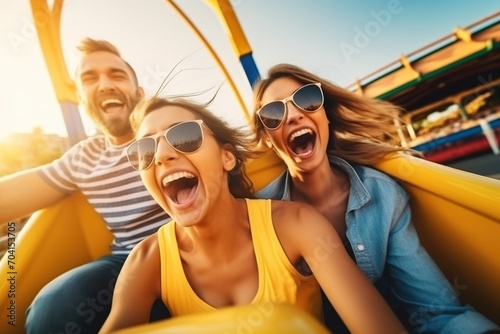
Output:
[{"xmin": 252, "ymin": 64, "xmax": 499, "ymax": 333}]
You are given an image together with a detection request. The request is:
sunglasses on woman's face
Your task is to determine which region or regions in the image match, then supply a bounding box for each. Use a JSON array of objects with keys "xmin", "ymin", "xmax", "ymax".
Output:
[
  {"xmin": 127, "ymin": 119, "xmax": 206, "ymax": 171},
  {"xmin": 256, "ymin": 83, "xmax": 324, "ymax": 130}
]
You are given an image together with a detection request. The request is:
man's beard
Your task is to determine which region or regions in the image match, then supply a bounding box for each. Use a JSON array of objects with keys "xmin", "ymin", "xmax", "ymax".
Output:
[
  {"xmin": 87, "ymin": 94, "xmax": 139, "ymax": 138},
  {"xmin": 99, "ymin": 115, "xmax": 133, "ymax": 137}
]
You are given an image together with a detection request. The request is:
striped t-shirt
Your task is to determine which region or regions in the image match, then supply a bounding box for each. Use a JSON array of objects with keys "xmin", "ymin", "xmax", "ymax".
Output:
[{"xmin": 39, "ymin": 135, "xmax": 171, "ymax": 254}]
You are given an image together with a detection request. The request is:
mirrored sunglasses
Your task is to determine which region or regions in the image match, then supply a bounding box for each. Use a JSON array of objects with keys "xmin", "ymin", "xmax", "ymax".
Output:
[
  {"xmin": 127, "ymin": 119, "xmax": 205, "ymax": 171},
  {"xmin": 256, "ymin": 83, "xmax": 324, "ymax": 130}
]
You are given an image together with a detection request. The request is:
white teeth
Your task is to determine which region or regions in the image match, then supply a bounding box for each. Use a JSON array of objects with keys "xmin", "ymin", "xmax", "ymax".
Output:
[
  {"xmin": 289, "ymin": 128, "xmax": 312, "ymax": 142},
  {"xmin": 101, "ymin": 99, "xmax": 123, "ymax": 107},
  {"xmin": 162, "ymin": 171, "xmax": 195, "ymax": 187}
]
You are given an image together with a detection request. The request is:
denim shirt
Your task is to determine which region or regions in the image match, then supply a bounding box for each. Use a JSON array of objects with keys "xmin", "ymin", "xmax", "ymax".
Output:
[{"xmin": 256, "ymin": 155, "xmax": 498, "ymax": 334}]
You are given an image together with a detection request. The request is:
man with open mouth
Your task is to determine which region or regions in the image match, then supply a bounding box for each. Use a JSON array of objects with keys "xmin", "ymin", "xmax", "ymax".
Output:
[{"xmin": 0, "ymin": 37, "xmax": 171, "ymax": 333}]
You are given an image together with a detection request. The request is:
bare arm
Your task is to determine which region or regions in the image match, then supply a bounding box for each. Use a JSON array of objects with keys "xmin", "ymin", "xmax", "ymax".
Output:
[
  {"xmin": 274, "ymin": 201, "xmax": 407, "ymax": 334},
  {"xmin": 99, "ymin": 234, "xmax": 162, "ymax": 333},
  {"xmin": 0, "ymin": 167, "xmax": 67, "ymax": 224}
]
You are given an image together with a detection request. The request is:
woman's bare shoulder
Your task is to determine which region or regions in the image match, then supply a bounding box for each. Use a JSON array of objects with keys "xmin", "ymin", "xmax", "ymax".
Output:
[
  {"xmin": 271, "ymin": 200, "xmax": 324, "ymax": 226},
  {"xmin": 270, "ymin": 199, "xmax": 341, "ymax": 243},
  {"xmin": 126, "ymin": 233, "xmax": 160, "ymax": 267}
]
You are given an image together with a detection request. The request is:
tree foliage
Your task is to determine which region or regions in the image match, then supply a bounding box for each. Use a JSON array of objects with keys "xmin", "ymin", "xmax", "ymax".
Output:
[{"xmin": 0, "ymin": 127, "xmax": 67, "ymax": 177}]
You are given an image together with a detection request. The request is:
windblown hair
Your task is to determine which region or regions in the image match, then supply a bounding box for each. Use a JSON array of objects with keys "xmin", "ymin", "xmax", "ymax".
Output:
[
  {"xmin": 252, "ymin": 63, "xmax": 416, "ymax": 165},
  {"xmin": 131, "ymin": 96, "xmax": 258, "ymax": 198},
  {"xmin": 76, "ymin": 37, "xmax": 138, "ymax": 85}
]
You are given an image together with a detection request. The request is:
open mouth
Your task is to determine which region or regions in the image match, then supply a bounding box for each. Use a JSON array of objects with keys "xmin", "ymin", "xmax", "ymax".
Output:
[
  {"xmin": 288, "ymin": 128, "xmax": 316, "ymax": 156},
  {"xmin": 100, "ymin": 98, "xmax": 124, "ymax": 113},
  {"xmin": 162, "ymin": 171, "xmax": 199, "ymax": 204}
]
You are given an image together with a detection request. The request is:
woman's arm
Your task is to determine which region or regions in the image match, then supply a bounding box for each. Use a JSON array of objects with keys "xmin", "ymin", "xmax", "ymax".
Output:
[
  {"xmin": 384, "ymin": 199, "xmax": 499, "ymax": 333},
  {"xmin": 99, "ymin": 235, "xmax": 162, "ymax": 333},
  {"xmin": 275, "ymin": 201, "xmax": 407, "ymax": 334}
]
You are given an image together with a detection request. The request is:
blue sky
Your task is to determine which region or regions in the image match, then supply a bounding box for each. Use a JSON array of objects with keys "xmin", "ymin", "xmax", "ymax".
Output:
[{"xmin": 0, "ymin": 0, "xmax": 498, "ymax": 137}]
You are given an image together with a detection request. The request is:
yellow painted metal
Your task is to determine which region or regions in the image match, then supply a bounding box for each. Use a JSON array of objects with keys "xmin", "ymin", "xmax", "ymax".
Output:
[
  {"xmin": 110, "ymin": 303, "xmax": 330, "ymax": 334},
  {"xmin": 374, "ymin": 155, "xmax": 500, "ymax": 324},
  {"xmin": 246, "ymin": 149, "xmax": 286, "ymax": 192},
  {"xmin": 204, "ymin": 0, "xmax": 253, "ymax": 57},
  {"xmin": 455, "ymin": 27, "xmax": 472, "ymax": 42},
  {"xmin": 165, "ymin": 0, "xmax": 251, "ymax": 122},
  {"xmin": 29, "ymin": 0, "xmax": 77, "ymax": 104},
  {"xmin": 347, "ymin": 13, "xmax": 499, "ymax": 99},
  {"xmin": 0, "ymin": 192, "xmax": 111, "ymax": 334}
]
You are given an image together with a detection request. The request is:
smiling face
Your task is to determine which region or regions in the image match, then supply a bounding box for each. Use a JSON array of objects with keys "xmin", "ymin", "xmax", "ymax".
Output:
[
  {"xmin": 136, "ymin": 106, "xmax": 236, "ymax": 227},
  {"xmin": 260, "ymin": 77, "xmax": 330, "ymax": 174},
  {"xmin": 76, "ymin": 51, "xmax": 144, "ymax": 145}
]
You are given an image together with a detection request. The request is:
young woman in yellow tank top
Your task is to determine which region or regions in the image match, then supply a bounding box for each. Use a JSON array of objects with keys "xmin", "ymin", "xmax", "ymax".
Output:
[{"xmin": 99, "ymin": 96, "xmax": 406, "ymax": 333}]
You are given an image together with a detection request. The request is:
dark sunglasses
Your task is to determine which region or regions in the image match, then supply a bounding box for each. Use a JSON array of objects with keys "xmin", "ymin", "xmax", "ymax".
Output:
[
  {"xmin": 256, "ymin": 83, "xmax": 324, "ymax": 130},
  {"xmin": 127, "ymin": 119, "xmax": 206, "ymax": 171}
]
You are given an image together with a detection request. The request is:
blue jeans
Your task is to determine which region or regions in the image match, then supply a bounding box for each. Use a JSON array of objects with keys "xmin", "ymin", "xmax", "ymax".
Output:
[{"xmin": 25, "ymin": 254, "xmax": 170, "ymax": 334}]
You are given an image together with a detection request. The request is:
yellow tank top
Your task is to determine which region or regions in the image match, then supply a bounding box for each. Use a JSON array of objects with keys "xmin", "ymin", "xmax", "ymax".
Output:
[{"xmin": 158, "ymin": 198, "xmax": 322, "ymax": 320}]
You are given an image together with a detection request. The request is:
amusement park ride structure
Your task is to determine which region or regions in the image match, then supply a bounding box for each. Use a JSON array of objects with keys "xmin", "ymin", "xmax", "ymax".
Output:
[{"xmin": 347, "ymin": 11, "xmax": 500, "ymax": 166}]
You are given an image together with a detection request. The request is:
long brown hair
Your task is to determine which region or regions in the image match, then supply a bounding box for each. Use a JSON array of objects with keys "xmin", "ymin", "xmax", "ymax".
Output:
[
  {"xmin": 131, "ymin": 96, "xmax": 258, "ymax": 198},
  {"xmin": 252, "ymin": 64, "xmax": 415, "ymax": 165}
]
